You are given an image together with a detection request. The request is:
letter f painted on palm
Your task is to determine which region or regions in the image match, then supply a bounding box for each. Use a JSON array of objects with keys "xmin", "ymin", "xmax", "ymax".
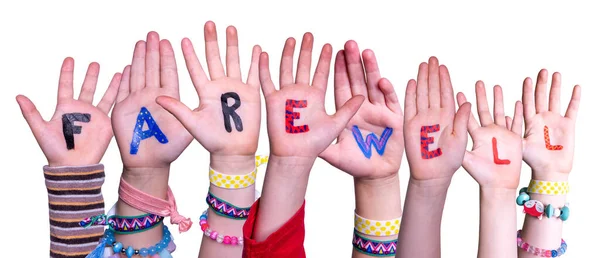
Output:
[{"xmin": 351, "ymin": 125, "xmax": 394, "ymax": 159}]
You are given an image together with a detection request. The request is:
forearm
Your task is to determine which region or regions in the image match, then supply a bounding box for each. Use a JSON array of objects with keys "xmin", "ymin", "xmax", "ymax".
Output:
[
  {"xmin": 252, "ymin": 155, "xmax": 314, "ymax": 241},
  {"xmin": 44, "ymin": 164, "xmax": 106, "ymax": 258},
  {"xmin": 199, "ymin": 154, "xmax": 256, "ymax": 258},
  {"xmin": 478, "ymin": 188, "xmax": 517, "ymax": 258},
  {"xmin": 353, "ymin": 174, "xmax": 402, "ymax": 258},
  {"xmin": 397, "ymin": 177, "xmax": 451, "ymax": 258}
]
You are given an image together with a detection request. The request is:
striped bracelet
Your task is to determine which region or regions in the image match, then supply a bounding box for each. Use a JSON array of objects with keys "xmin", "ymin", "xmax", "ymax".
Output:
[{"xmin": 352, "ymin": 230, "xmax": 397, "ymax": 256}]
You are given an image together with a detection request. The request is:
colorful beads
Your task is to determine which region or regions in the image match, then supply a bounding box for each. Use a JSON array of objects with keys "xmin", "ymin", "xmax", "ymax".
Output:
[
  {"xmin": 517, "ymin": 230, "xmax": 567, "ymax": 257},
  {"xmin": 99, "ymin": 225, "xmax": 175, "ymax": 257},
  {"xmin": 516, "ymin": 188, "xmax": 570, "ymax": 221},
  {"xmin": 199, "ymin": 210, "xmax": 243, "ymax": 246}
]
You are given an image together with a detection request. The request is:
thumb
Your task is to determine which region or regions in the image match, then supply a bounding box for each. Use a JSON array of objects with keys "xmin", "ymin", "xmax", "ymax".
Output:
[
  {"xmin": 16, "ymin": 95, "xmax": 45, "ymax": 135},
  {"xmin": 319, "ymin": 144, "xmax": 342, "ymax": 168},
  {"xmin": 453, "ymin": 102, "xmax": 471, "ymax": 137},
  {"xmin": 155, "ymin": 96, "xmax": 195, "ymax": 129},
  {"xmin": 331, "ymin": 95, "xmax": 364, "ymax": 131}
]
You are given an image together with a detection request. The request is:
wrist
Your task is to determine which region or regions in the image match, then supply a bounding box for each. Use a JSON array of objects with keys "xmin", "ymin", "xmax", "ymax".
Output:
[
  {"xmin": 265, "ymin": 154, "xmax": 316, "ymax": 179},
  {"xmin": 121, "ymin": 167, "xmax": 170, "ymax": 200},
  {"xmin": 531, "ymin": 169, "xmax": 570, "ymax": 182},
  {"xmin": 407, "ymin": 176, "xmax": 452, "ymax": 198},
  {"xmin": 355, "ymin": 173, "xmax": 402, "ymax": 219},
  {"xmin": 48, "ymin": 159, "xmax": 101, "ymax": 167},
  {"xmin": 480, "ymin": 187, "xmax": 515, "ymax": 202},
  {"xmin": 210, "ymin": 154, "xmax": 255, "ymax": 174}
]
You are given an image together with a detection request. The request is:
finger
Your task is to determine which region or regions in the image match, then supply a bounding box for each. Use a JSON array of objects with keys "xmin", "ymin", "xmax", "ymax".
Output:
[
  {"xmin": 333, "ymin": 50, "xmax": 352, "ymax": 109},
  {"xmin": 344, "ymin": 40, "xmax": 368, "ymax": 97},
  {"xmin": 182, "ymin": 38, "xmax": 209, "ymax": 96},
  {"xmin": 565, "ymin": 85, "xmax": 581, "ymax": 119},
  {"xmin": 440, "ymin": 65, "xmax": 456, "ymax": 110},
  {"xmin": 404, "ymin": 79, "xmax": 417, "ymax": 120},
  {"xmin": 311, "ymin": 43, "xmax": 332, "ymax": 91},
  {"xmin": 548, "ymin": 72, "xmax": 561, "ymax": 113},
  {"xmin": 145, "ymin": 31, "xmax": 161, "ymax": 88},
  {"xmin": 522, "ymin": 77, "xmax": 535, "ymax": 120},
  {"xmin": 378, "ymin": 78, "xmax": 402, "ymax": 114},
  {"xmin": 78, "ymin": 62, "xmax": 100, "ymax": 103},
  {"xmin": 331, "ymin": 95, "xmax": 365, "ymax": 130},
  {"xmin": 16, "ymin": 95, "xmax": 46, "ymax": 135},
  {"xmin": 319, "ymin": 144, "xmax": 342, "ymax": 168},
  {"xmin": 363, "ymin": 49, "xmax": 385, "ymax": 104},
  {"xmin": 493, "ymin": 85, "xmax": 505, "ymax": 126},
  {"xmin": 97, "ymin": 72, "xmax": 122, "ymax": 114},
  {"xmin": 116, "ymin": 65, "xmax": 131, "ymax": 103},
  {"xmin": 295, "ymin": 32, "xmax": 314, "ymax": 85},
  {"xmin": 416, "ymin": 62, "xmax": 429, "ymax": 112},
  {"xmin": 279, "ymin": 37, "xmax": 296, "ymax": 87},
  {"xmin": 159, "ymin": 39, "xmax": 179, "ymax": 92},
  {"xmin": 156, "ymin": 96, "xmax": 195, "ymax": 129},
  {"xmin": 226, "ymin": 26, "xmax": 242, "ymax": 80},
  {"xmin": 427, "ymin": 56, "xmax": 441, "ymax": 108},
  {"xmin": 475, "ymin": 81, "xmax": 493, "ymax": 126},
  {"xmin": 456, "ymin": 92, "xmax": 478, "ymax": 134},
  {"xmin": 505, "ymin": 116, "xmax": 513, "ymax": 131},
  {"xmin": 259, "ymin": 52, "xmax": 276, "ymax": 96},
  {"xmin": 246, "ymin": 45, "xmax": 262, "ymax": 87},
  {"xmin": 511, "ymin": 101, "xmax": 524, "ymax": 136},
  {"xmin": 57, "ymin": 57, "xmax": 75, "ymax": 104},
  {"xmin": 130, "ymin": 40, "xmax": 146, "ymax": 92},
  {"xmin": 204, "ymin": 21, "xmax": 226, "ymax": 80},
  {"xmin": 453, "ymin": 102, "xmax": 471, "ymax": 137},
  {"xmin": 534, "ymin": 69, "xmax": 549, "ymax": 113}
]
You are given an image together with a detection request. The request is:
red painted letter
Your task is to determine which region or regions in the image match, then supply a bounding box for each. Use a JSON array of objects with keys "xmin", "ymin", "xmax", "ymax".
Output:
[
  {"xmin": 492, "ymin": 137, "xmax": 510, "ymax": 165},
  {"xmin": 285, "ymin": 99, "xmax": 309, "ymax": 134},
  {"xmin": 544, "ymin": 126, "xmax": 563, "ymax": 150},
  {"xmin": 420, "ymin": 124, "xmax": 442, "ymax": 159}
]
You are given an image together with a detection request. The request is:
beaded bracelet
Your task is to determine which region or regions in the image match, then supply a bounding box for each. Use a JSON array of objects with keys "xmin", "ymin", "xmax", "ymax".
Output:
[
  {"xmin": 87, "ymin": 225, "xmax": 175, "ymax": 258},
  {"xmin": 199, "ymin": 210, "xmax": 244, "ymax": 246},
  {"xmin": 352, "ymin": 230, "xmax": 397, "ymax": 256},
  {"xmin": 206, "ymin": 191, "xmax": 251, "ymax": 220},
  {"xmin": 516, "ymin": 187, "xmax": 570, "ymax": 221},
  {"xmin": 517, "ymin": 229, "xmax": 567, "ymax": 257},
  {"xmin": 354, "ymin": 213, "xmax": 401, "ymax": 237},
  {"xmin": 81, "ymin": 213, "xmax": 164, "ymax": 234},
  {"xmin": 208, "ymin": 155, "xmax": 268, "ymax": 189},
  {"xmin": 528, "ymin": 180, "xmax": 569, "ymax": 195}
]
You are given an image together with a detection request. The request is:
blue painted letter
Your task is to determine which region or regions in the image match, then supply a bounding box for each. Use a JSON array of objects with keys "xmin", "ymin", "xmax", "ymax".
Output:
[
  {"xmin": 129, "ymin": 107, "xmax": 168, "ymax": 155},
  {"xmin": 351, "ymin": 125, "xmax": 393, "ymax": 158}
]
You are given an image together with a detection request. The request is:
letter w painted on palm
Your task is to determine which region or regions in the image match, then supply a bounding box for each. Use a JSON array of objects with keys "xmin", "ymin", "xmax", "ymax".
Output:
[{"xmin": 351, "ymin": 125, "xmax": 394, "ymax": 159}]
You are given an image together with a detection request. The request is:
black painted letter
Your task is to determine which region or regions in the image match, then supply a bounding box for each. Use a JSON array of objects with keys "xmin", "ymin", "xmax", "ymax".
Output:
[
  {"xmin": 221, "ymin": 92, "xmax": 243, "ymax": 132},
  {"xmin": 62, "ymin": 113, "xmax": 91, "ymax": 150}
]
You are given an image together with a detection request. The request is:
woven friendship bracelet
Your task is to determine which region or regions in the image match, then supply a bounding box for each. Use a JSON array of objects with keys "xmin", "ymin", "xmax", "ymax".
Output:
[
  {"xmin": 81, "ymin": 213, "xmax": 164, "ymax": 234},
  {"xmin": 354, "ymin": 213, "xmax": 401, "ymax": 237},
  {"xmin": 352, "ymin": 230, "xmax": 397, "ymax": 256},
  {"xmin": 209, "ymin": 155, "xmax": 268, "ymax": 189},
  {"xmin": 517, "ymin": 230, "xmax": 567, "ymax": 257},
  {"xmin": 527, "ymin": 180, "xmax": 569, "ymax": 195},
  {"xmin": 206, "ymin": 191, "xmax": 251, "ymax": 220}
]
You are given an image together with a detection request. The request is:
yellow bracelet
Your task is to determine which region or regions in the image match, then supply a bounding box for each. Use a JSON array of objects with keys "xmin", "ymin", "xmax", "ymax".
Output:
[
  {"xmin": 527, "ymin": 180, "xmax": 569, "ymax": 195},
  {"xmin": 208, "ymin": 155, "xmax": 268, "ymax": 189},
  {"xmin": 354, "ymin": 212, "xmax": 401, "ymax": 237}
]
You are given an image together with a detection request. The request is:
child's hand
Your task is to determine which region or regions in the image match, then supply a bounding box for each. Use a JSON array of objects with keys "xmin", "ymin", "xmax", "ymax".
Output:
[
  {"xmin": 259, "ymin": 33, "xmax": 364, "ymax": 158},
  {"xmin": 156, "ymin": 22, "xmax": 261, "ymax": 156},
  {"xmin": 17, "ymin": 58, "xmax": 120, "ymax": 166},
  {"xmin": 111, "ymin": 32, "xmax": 193, "ymax": 170},
  {"xmin": 319, "ymin": 41, "xmax": 403, "ymax": 179},
  {"xmin": 457, "ymin": 82, "xmax": 523, "ymax": 189},
  {"xmin": 403, "ymin": 57, "xmax": 471, "ymax": 182},
  {"xmin": 521, "ymin": 69, "xmax": 581, "ymax": 181}
]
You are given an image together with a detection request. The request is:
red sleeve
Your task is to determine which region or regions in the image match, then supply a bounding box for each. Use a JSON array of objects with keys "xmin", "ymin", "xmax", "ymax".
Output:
[{"xmin": 242, "ymin": 198, "xmax": 306, "ymax": 258}]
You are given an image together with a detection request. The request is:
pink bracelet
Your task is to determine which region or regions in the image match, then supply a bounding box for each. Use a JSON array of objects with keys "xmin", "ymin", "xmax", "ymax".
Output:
[
  {"xmin": 517, "ymin": 230, "xmax": 567, "ymax": 257},
  {"xmin": 199, "ymin": 210, "xmax": 243, "ymax": 246}
]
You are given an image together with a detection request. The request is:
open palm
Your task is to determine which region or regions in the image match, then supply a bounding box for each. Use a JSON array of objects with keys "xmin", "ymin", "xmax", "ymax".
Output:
[
  {"xmin": 16, "ymin": 58, "xmax": 120, "ymax": 166},
  {"xmin": 112, "ymin": 32, "xmax": 193, "ymax": 169},
  {"xmin": 458, "ymin": 82, "xmax": 523, "ymax": 189},
  {"xmin": 156, "ymin": 22, "xmax": 261, "ymax": 156},
  {"xmin": 521, "ymin": 69, "xmax": 581, "ymax": 181},
  {"xmin": 319, "ymin": 41, "xmax": 403, "ymax": 179},
  {"xmin": 259, "ymin": 33, "xmax": 364, "ymax": 158}
]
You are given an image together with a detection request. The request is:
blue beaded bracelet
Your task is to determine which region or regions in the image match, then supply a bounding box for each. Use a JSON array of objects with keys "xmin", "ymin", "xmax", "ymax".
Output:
[
  {"xmin": 516, "ymin": 187, "xmax": 570, "ymax": 221},
  {"xmin": 86, "ymin": 225, "xmax": 175, "ymax": 258}
]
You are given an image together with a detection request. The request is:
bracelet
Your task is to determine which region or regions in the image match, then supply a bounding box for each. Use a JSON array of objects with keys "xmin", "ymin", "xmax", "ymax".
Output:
[
  {"xmin": 80, "ymin": 213, "xmax": 164, "ymax": 234},
  {"xmin": 517, "ymin": 229, "xmax": 567, "ymax": 257},
  {"xmin": 528, "ymin": 180, "xmax": 569, "ymax": 195},
  {"xmin": 87, "ymin": 225, "xmax": 175, "ymax": 258},
  {"xmin": 199, "ymin": 210, "xmax": 244, "ymax": 246},
  {"xmin": 352, "ymin": 230, "xmax": 397, "ymax": 256},
  {"xmin": 354, "ymin": 212, "xmax": 401, "ymax": 237},
  {"xmin": 208, "ymin": 155, "xmax": 268, "ymax": 189},
  {"xmin": 517, "ymin": 188, "xmax": 570, "ymax": 221},
  {"xmin": 206, "ymin": 191, "xmax": 251, "ymax": 220}
]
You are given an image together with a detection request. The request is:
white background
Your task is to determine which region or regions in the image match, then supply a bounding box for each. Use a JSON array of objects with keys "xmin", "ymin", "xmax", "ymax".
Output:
[{"xmin": 1, "ymin": 0, "xmax": 598, "ymax": 257}]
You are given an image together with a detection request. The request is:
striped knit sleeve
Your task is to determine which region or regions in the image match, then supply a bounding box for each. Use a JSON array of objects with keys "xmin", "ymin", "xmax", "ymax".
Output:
[{"xmin": 43, "ymin": 164, "xmax": 106, "ymax": 258}]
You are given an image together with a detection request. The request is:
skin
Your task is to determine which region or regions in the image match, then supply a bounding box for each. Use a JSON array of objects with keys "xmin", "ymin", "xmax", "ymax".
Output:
[
  {"xmin": 111, "ymin": 31, "xmax": 194, "ymax": 251},
  {"xmin": 252, "ymin": 33, "xmax": 364, "ymax": 242},
  {"xmin": 319, "ymin": 40, "xmax": 403, "ymax": 258},
  {"xmin": 397, "ymin": 57, "xmax": 471, "ymax": 258},
  {"xmin": 518, "ymin": 69, "xmax": 580, "ymax": 257},
  {"xmin": 457, "ymin": 82, "xmax": 523, "ymax": 258},
  {"xmin": 156, "ymin": 21, "xmax": 262, "ymax": 258}
]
